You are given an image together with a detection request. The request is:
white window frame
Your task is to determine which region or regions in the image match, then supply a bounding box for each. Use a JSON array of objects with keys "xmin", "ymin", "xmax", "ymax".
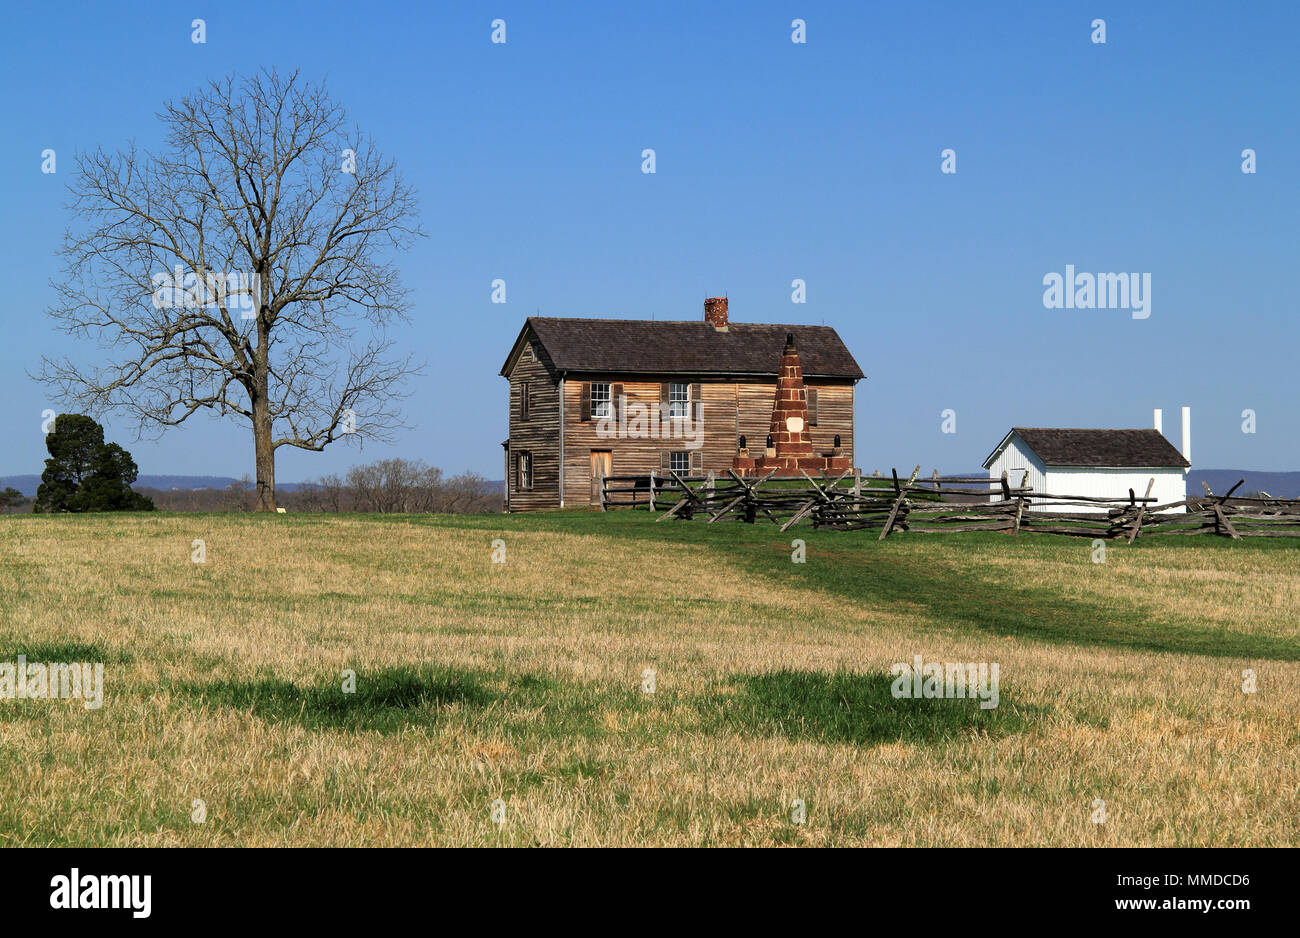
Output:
[
  {"xmin": 669, "ymin": 451, "xmax": 690, "ymax": 473},
  {"xmin": 517, "ymin": 451, "xmax": 533, "ymax": 490},
  {"xmin": 591, "ymin": 382, "xmax": 612, "ymax": 418},
  {"xmin": 668, "ymin": 382, "xmax": 689, "ymax": 419}
]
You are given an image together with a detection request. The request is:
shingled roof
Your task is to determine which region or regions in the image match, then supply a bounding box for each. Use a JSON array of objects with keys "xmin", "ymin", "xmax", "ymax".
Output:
[
  {"xmin": 984, "ymin": 428, "xmax": 1190, "ymax": 469},
  {"xmin": 502, "ymin": 317, "xmax": 864, "ymax": 379}
]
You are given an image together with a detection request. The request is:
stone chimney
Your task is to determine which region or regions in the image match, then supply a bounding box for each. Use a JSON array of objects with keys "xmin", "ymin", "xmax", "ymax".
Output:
[
  {"xmin": 768, "ymin": 332, "xmax": 813, "ymax": 462},
  {"xmin": 704, "ymin": 296, "xmax": 729, "ymax": 330}
]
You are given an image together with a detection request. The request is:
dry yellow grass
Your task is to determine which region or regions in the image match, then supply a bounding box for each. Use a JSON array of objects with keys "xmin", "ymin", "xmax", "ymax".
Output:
[{"xmin": 0, "ymin": 511, "xmax": 1296, "ymax": 846}]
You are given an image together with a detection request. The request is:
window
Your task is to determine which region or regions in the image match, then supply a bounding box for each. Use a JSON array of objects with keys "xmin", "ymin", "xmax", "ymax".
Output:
[
  {"xmin": 527, "ymin": 343, "xmax": 536, "ymax": 362},
  {"xmin": 668, "ymin": 382, "xmax": 689, "ymax": 418},
  {"xmin": 517, "ymin": 451, "xmax": 533, "ymax": 490},
  {"xmin": 591, "ymin": 382, "xmax": 611, "ymax": 418},
  {"xmin": 520, "ymin": 382, "xmax": 530, "ymax": 420},
  {"xmin": 669, "ymin": 451, "xmax": 690, "ymax": 473}
]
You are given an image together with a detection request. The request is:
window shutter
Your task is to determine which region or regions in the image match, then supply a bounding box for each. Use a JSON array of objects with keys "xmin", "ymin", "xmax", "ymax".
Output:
[
  {"xmin": 807, "ymin": 388, "xmax": 818, "ymax": 426},
  {"xmin": 690, "ymin": 450, "xmax": 702, "ymax": 472},
  {"xmin": 580, "ymin": 383, "xmax": 591, "ymax": 421},
  {"xmin": 612, "ymin": 383, "xmax": 624, "ymax": 422},
  {"xmin": 660, "ymin": 382, "xmax": 670, "ymax": 413},
  {"xmin": 521, "ymin": 382, "xmax": 530, "ymax": 420},
  {"xmin": 660, "ymin": 451, "xmax": 670, "ymax": 470},
  {"xmin": 512, "ymin": 453, "xmax": 517, "ymax": 491},
  {"xmin": 691, "ymin": 383, "xmax": 702, "ymax": 422}
]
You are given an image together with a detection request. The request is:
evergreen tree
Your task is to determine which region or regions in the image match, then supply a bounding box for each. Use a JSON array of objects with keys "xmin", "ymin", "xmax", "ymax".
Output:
[{"xmin": 34, "ymin": 415, "xmax": 155, "ymax": 512}]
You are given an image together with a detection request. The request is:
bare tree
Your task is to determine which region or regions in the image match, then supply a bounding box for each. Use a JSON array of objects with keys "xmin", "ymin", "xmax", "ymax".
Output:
[
  {"xmin": 317, "ymin": 473, "xmax": 347, "ymax": 512},
  {"xmin": 222, "ymin": 475, "xmax": 255, "ymax": 512},
  {"xmin": 345, "ymin": 457, "xmax": 440, "ymax": 513},
  {"xmin": 38, "ymin": 69, "xmax": 424, "ymax": 510},
  {"xmin": 436, "ymin": 471, "xmax": 500, "ymax": 513}
]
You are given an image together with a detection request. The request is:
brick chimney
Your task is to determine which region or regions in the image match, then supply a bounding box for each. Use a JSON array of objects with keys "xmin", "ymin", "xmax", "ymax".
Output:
[
  {"xmin": 768, "ymin": 332, "xmax": 813, "ymax": 460},
  {"xmin": 704, "ymin": 296, "xmax": 728, "ymax": 330}
]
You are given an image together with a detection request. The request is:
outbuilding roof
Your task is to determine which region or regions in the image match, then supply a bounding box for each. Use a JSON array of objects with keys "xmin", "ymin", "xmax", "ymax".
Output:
[
  {"xmin": 983, "ymin": 428, "xmax": 1191, "ymax": 469},
  {"xmin": 501, "ymin": 317, "xmax": 864, "ymax": 379}
]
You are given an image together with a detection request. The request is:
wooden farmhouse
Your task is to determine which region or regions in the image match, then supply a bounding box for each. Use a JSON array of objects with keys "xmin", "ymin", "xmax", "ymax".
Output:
[
  {"xmin": 983, "ymin": 416, "xmax": 1191, "ymax": 513},
  {"xmin": 500, "ymin": 298, "xmax": 865, "ymax": 510}
]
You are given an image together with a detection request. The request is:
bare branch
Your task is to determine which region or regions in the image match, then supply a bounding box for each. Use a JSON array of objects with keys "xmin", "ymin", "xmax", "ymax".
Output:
[{"xmin": 34, "ymin": 69, "xmax": 426, "ymax": 509}]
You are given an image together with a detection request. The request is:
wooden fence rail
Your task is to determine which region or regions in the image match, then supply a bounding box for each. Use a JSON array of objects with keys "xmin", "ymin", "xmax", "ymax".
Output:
[{"xmin": 602, "ymin": 470, "xmax": 1300, "ymax": 543}]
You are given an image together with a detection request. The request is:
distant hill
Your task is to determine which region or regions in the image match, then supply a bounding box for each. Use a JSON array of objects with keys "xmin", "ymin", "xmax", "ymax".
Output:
[
  {"xmin": 3, "ymin": 474, "xmax": 268, "ymax": 497},
  {"xmin": 1, "ymin": 474, "xmax": 506, "ymax": 498},
  {"xmin": 8, "ymin": 467, "xmax": 1289, "ymax": 500},
  {"xmin": 1187, "ymin": 470, "xmax": 1300, "ymax": 499}
]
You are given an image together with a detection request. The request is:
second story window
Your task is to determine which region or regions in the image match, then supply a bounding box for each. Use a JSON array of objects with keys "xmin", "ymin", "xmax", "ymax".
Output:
[
  {"xmin": 591, "ymin": 382, "xmax": 611, "ymax": 418},
  {"xmin": 668, "ymin": 382, "xmax": 689, "ymax": 418},
  {"xmin": 520, "ymin": 382, "xmax": 530, "ymax": 420}
]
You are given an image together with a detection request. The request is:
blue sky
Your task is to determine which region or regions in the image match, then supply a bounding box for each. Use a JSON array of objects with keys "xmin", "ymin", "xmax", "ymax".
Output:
[{"xmin": 1, "ymin": 0, "xmax": 1296, "ymax": 481}]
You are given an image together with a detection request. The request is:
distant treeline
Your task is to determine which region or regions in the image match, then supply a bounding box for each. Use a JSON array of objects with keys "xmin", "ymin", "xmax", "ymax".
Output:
[{"xmin": 137, "ymin": 458, "xmax": 501, "ymax": 514}]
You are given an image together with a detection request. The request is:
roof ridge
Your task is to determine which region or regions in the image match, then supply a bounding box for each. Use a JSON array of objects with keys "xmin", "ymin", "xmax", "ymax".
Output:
[
  {"xmin": 507, "ymin": 316, "xmax": 865, "ymax": 379},
  {"xmin": 529, "ymin": 316, "xmax": 838, "ymax": 328}
]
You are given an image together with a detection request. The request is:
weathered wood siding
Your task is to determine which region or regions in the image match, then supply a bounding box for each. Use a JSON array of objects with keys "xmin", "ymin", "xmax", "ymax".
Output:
[
  {"xmin": 506, "ymin": 347, "xmax": 561, "ymax": 510},
  {"xmin": 560, "ymin": 377, "xmax": 856, "ymax": 507}
]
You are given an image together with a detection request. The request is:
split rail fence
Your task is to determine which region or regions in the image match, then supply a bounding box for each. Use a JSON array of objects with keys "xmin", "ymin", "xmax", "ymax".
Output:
[{"xmin": 600, "ymin": 469, "xmax": 1300, "ymax": 542}]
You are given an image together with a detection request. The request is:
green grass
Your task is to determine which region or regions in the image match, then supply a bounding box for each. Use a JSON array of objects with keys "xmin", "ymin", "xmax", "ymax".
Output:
[
  {"xmin": 1, "ymin": 508, "xmax": 1297, "ymax": 846},
  {"xmin": 178, "ymin": 662, "xmax": 1044, "ymax": 748},
  {"xmin": 396, "ymin": 508, "xmax": 1300, "ymax": 661},
  {"xmin": 705, "ymin": 669, "xmax": 1041, "ymax": 746}
]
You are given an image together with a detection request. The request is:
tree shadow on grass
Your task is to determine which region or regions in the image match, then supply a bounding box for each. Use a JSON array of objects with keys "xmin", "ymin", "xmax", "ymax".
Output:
[
  {"xmin": 705, "ymin": 669, "xmax": 1041, "ymax": 746},
  {"xmin": 0, "ymin": 640, "xmax": 132, "ymax": 663},
  {"xmin": 183, "ymin": 666, "xmax": 610, "ymax": 737},
  {"xmin": 186, "ymin": 666, "xmax": 497, "ymax": 733}
]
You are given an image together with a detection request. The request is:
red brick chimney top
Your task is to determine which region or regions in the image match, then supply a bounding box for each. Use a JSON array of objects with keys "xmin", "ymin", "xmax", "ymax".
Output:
[{"xmin": 704, "ymin": 296, "xmax": 729, "ymax": 329}]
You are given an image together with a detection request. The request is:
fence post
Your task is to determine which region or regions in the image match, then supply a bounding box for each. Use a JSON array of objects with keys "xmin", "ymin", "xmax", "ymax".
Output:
[
  {"xmin": 853, "ymin": 467, "xmax": 862, "ymax": 511},
  {"xmin": 1013, "ymin": 471, "xmax": 1030, "ymax": 535},
  {"xmin": 599, "ymin": 475, "xmax": 607, "ymax": 512},
  {"xmin": 648, "ymin": 470, "xmax": 656, "ymax": 512}
]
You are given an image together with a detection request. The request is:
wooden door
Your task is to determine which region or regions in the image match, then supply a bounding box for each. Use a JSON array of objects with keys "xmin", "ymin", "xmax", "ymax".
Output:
[{"xmin": 590, "ymin": 450, "xmax": 612, "ymax": 505}]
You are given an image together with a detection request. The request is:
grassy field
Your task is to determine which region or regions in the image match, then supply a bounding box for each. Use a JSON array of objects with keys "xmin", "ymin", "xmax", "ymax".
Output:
[{"xmin": 0, "ymin": 509, "xmax": 1297, "ymax": 846}]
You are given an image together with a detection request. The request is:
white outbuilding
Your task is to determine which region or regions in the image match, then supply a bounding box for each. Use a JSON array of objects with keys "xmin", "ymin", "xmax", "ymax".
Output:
[{"xmin": 983, "ymin": 409, "xmax": 1191, "ymax": 513}]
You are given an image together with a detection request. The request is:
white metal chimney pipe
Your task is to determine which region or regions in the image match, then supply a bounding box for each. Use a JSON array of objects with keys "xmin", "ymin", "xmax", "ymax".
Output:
[
  {"xmin": 1153, "ymin": 408, "xmax": 1162, "ymax": 434},
  {"xmin": 1181, "ymin": 406, "xmax": 1191, "ymax": 463}
]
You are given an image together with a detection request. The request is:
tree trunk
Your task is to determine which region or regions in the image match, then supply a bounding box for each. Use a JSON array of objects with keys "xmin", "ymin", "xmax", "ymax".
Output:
[
  {"xmin": 252, "ymin": 313, "xmax": 276, "ymax": 511},
  {"xmin": 253, "ymin": 399, "xmax": 276, "ymax": 511}
]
